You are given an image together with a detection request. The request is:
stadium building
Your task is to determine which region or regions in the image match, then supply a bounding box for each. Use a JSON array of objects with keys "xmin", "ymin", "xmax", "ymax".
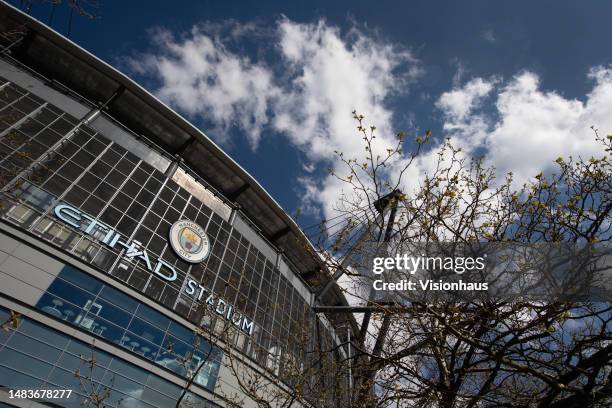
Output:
[{"xmin": 0, "ymin": 3, "xmax": 357, "ymax": 407}]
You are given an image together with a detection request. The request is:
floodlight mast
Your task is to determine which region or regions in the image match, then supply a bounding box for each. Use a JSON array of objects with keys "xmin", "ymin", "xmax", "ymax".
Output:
[
  {"xmin": 313, "ymin": 188, "xmax": 402, "ymax": 313},
  {"xmin": 310, "ymin": 189, "xmax": 403, "ymax": 406},
  {"xmin": 313, "ymin": 208, "xmax": 384, "ymax": 305},
  {"xmin": 309, "ymin": 189, "xmax": 401, "ymax": 407}
]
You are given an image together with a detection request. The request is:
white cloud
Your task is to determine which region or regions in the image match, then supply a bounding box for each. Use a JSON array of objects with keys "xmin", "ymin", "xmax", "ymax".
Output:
[
  {"xmin": 450, "ymin": 57, "xmax": 467, "ymax": 86},
  {"xmin": 436, "ymin": 69, "xmax": 612, "ymax": 185},
  {"xmin": 274, "ymin": 19, "xmax": 422, "ymax": 162},
  {"xmin": 273, "ymin": 19, "xmax": 422, "ymax": 218},
  {"xmin": 436, "ymin": 77, "xmax": 495, "ymax": 122},
  {"xmin": 380, "ymin": 68, "xmax": 612, "ymax": 221},
  {"xmin": 127, "ymin": 26, "xmax": 278, "ymax": 149},
  {"xmin": 482, "ymin": 29, "xmax": 496, "ymax": 44},
  {"xmin": 295, "ymin": 176, "xmax": 324, "ymax": 219}
]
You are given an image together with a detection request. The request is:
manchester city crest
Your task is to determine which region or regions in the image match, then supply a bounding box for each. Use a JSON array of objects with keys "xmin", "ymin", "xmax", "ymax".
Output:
[{"xmin": 169, "ymin": 220, "xmax": 210, "ymax": 263}]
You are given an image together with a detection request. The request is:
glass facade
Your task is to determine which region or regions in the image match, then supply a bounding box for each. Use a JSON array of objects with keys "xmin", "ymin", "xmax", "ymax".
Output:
[
  {"xmin": 0, "ymin": 60, "xmax": 348, "ymax": 406},
  {"xmin": 35, "ymin": 265, "xmax": 222, "ymax": 391},
  {"xmin": 0, "ymin": 307, "xmax": 220, "ymax": 408},
  {"xmin": 0, "ymin": 76, "xmax": 336, "ymax": 379}
]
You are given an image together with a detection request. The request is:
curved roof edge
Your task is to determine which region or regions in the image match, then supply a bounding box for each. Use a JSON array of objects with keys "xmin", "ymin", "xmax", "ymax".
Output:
[{"xmin": 0, "ymin": 1, "xmax": 358, "ymax": 335}]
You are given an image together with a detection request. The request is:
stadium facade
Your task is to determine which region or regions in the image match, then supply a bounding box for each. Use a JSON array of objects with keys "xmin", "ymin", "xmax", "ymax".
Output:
[{"xmin": 0, "ymin": 3, "xmax": 357, "ymax": 407}]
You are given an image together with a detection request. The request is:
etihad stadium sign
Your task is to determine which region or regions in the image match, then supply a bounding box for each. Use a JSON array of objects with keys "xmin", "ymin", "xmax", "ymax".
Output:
[
  {"xmin": 54, "ymin": 204, "xmax": 178, "ymax": 281},
  {"xmin": 53, "ymin": 203, "xmax": 254, "ymax": 335}
]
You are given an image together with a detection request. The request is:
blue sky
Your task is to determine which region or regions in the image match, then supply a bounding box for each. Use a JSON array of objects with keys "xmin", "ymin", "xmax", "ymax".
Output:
[{"xmin": 12, "ymin": 0, "xmax": 612, "ymax": 228}]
